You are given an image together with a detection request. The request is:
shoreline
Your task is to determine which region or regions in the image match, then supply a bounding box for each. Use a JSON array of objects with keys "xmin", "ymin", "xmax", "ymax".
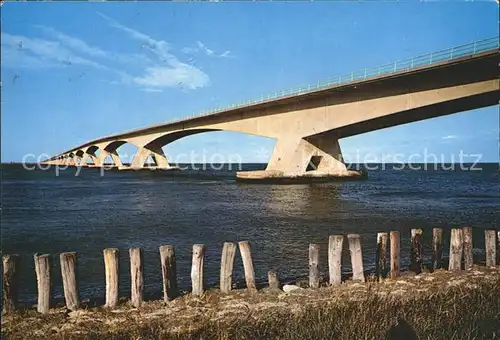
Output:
[
  {"xmin": 3, "ymin": 256, "xmax": 480, "ymax": 308},
  {"xmin": 3, "ymin": 267, "xmax": 499, "ymax": 339}
]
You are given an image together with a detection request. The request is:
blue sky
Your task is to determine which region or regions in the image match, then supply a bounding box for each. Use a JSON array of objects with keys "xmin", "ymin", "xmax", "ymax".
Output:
[{"xmin": 1, "ymin": 2, "xmax": 499, "ymax": 164}]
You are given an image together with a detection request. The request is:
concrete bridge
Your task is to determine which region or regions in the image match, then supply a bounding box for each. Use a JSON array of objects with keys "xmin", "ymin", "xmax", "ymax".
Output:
[{"xmin": 45, "ymin": 37, "xmax": 499, "ymax": 181}]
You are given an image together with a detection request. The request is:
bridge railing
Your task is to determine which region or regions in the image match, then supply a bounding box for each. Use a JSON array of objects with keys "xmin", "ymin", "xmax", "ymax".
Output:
[{"xmin": 167, "ymin": 37, "xmax": 498, "ymax": 124}]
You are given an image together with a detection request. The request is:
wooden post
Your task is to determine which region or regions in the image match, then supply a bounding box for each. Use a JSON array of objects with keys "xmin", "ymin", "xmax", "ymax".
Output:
[
  {"xmin": 268, "ymin": 269, "xmax": 279, "ymax": 290},
  {"xmin": 348, "ymin": 234, "xmax": 365, "ymax": 282},
  {"xmin": 328, "ymin": 235, "xmax": 343, "ymax": 285},
  {"xmin": 129, "ymin": 248, "xmax": 143, "ymax": 307},
  {"xmin": 60, "ymin": 252, "xmax": 79, "ymax": 311},
  {"xmin": 2, "ymin": 254, "xmax": 20, "ymax": 314},
  {"xmin": 375, "ymin": 233, "xmax": 388, "ymax": 280},
  {"xmin": 410, "ymin": 229, "xmax": 423, "ymax": 274},
  {"xmin": 432, "ymin": 228, "xmax": 443, "ymax": 270},
  {"xmin": 220, "ymin": 242, "xmax": 236, "ymax": 293},
  {"xmin": 390, "ymin": 231, "xmax": 400, "ymax": 278},
  {"xmin": 449, "ymin": 228, "xmax": 463, "ymax": 271},
  {"xmin": 34, "ymin": 253, "xmax": 51, "ymax": 314},
  {"xmin": 485, "ymin": 230, "xmax": 497, "ymax": 267},
  {"xmin": 463, "ymin": 227, "xmax": 473, "ymax": 270},
  {"xmin": 309, "ymin": 243, "xmax": 320, "ymax": 288},
  {"xmin": 238, "ymin": 241, "xmax": 257, "ymax": 292},
  {"xmin": 191, "ymin": 244, "xmax": 205, "ymax": 296},
  {"xmin": 497, "ymin": 231, "xmax": 500, "ymax": 266},
  {"xmin": 159, "ymin": 245, "xmax": 177, "ymax": 301},
  {"xmin": 103, "ymin": 248, "xmax": 119, "ymax": 308}
]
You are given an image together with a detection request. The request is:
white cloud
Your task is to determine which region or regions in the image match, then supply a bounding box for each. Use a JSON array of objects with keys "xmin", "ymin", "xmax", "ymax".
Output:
[
  {"xmin": 35, "ymin": 25, "xmax": 108, "ymax": 57},
  {"xmin": 1, "ymin": 32, "xmax": 104, "ymax": 69},
  {"xmin": 442, "ymin": 135, "xmax": 458, "ymax": 140},
  {"xmin": 182, "ymin": 40, "xmax": 233, "ymax": 58},
  {"xmin": 181, "ymin": 46, "xmax": 197, "ymax": 54},
  {"xmin": 141, "ymin": 88, "xmax": 164, "ymax": 93},
  {"xmin": 2, "ymin": 16, "xmax": 217, "ymax": 92},
  {"xmin": 1, "ymin": 44, "xmax": 59, "ymax": 69},
  {"xmin": 1, "ymin": 30, "xmax": 143, "ymax": 90},
  {"xmin": 134, "ymin": 65, "xmax": 209, "ymax": 90},
  {"xmin": 35, "ymin": 25, "xmax": 153, "ymax": 66},
  {"xmin": 197, "ymin": 41, "xmax": 214, "ymax": 56},
  {"xmin": 98, "ymin": 12, "xmax": 210, "ymax": 90}
]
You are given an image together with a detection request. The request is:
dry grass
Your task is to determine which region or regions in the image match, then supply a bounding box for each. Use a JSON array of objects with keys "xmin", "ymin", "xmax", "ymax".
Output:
[{"xmin": 2, "ymin": 268, "xmax": 500, "ymax": 340}]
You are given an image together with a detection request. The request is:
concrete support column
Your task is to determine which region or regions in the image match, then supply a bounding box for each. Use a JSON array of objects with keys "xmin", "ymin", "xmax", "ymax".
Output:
[
  {"xmin": 130, "ymin": 145, "xmax": 170, "ymax": 169},
  {"xmin": 81, "ymin": 151, "xmax": 101, "ymax": 167},
  {"xmin": 80, "ymin": 154, "xmax": 89, "ymax": 166},
  {"xmin": 110, "ymin": 152, "xmax": 123, "ymax": 168},
  {"xmin": 265, "ymin": 132, "xmax": 347, "ymax": 176},
  {"xmin": 151, "ymin": 148, "xmax": 170, "ymax": 168},
  {"xmin": 98, "ymin": 150, "xmax": 123, "ymax": 168},
  {"xmin": 76, "ymin": 157, "xmax": 86, "ymax": 167}
]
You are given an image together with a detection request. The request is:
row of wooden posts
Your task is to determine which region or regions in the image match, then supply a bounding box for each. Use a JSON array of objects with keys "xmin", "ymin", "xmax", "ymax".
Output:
[{"xmin": 2, "ymin": 228, "xmax": 498, "ymax": 315}]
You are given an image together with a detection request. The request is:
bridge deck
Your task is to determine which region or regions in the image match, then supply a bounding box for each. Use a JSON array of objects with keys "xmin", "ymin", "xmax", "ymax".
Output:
[{"xmin": 53, "ymin": 37, "xmax": 499, "ymax": 159}]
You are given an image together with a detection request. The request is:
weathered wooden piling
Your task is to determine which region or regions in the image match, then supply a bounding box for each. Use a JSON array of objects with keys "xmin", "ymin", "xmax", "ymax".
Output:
[
  {"xmin": 485, "ymin": 230, "xmax": 497, "ymax": 267},
  {"xmin": 375, "ymin": 233, "xmax": 388, "ymax": 280},
  {"xmin": 390, "ymin": 231, "xmax": 400, "ymax": 278},
  {"xmin": 238, "ymin": 241, "xmax": 257, "ymax": 292},
  {"xmin": 432, "ymin": 228, "xmax": 443, "ymax": 270},
  {"xmin": 159, "ymin": 245, "xmax": 177, "ymax": 301},
  {"xmin": 220, "ymin": 242, "xmax": 236, "ymax": 293},
  {"xmin": 328, "ymin": 235, "xmax": 343, "ymax": 285},
  {"xmin": 410, "ymin": 229, "xmax": 423, "ymax": 274},
  {"xmin": 268, "ymin": 269, "xmax": 279, "ymax": 290},
  {"xmin": 103, "ymin": 248, "xmax": 119, "ymax": 308},
  {"xmin": 34, "ymin": 253, "xmax": 51, "ymax": 314},
  {"xmin": 463, "ymin": 227, "xmax": 473, "ymax": 270},
  {"xmin": 129, "ymin": 248, "xmax": 143, "ymax": 307},
  {"xmin": 309, "ymin": 243, "xmax": 320, "ymax": 288},
  {"xmin": 2, "ymin": 254, "xmax": 20, "ymax": 314},
  {"xmin": 191, "ymin": 244, "xmax": 206, "ymax": 296},
  {"xmin": 497, "ymin": 231, "xmax": 500, "ymax": 265},
  {"xmin": 449, "ymin": 228, "xmax": 464, "ymax": 271},
  {"xmin": 347, "ymin": 234, "xmax": 365, "ymax": 282},
  {"xmin": 60, "ymin": 252, "xmax": 79, "ymax": 311},
  {"xmin": 8, "ymin": 226, "xmax": 497, "ymax": 311}
]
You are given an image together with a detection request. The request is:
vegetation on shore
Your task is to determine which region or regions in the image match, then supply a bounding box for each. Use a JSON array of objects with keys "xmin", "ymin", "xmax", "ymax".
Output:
[{"xmin": 2, "ymin": 268, "xmax": 500, "ymax": 339}]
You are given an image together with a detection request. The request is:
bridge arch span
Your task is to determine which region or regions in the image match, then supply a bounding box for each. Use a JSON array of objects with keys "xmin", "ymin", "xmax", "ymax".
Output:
[
  {"xmin": 89, "ymin": 141, "xmax": 138, "ymax": 168},
  {"xmin": 74, "ymin": 150, "xmax": 85, "ymax": 166},
  {"xmin": 103, "ymin": 140, "xmax": 143, "ymax": 168},
  {"xmin": 127, "ymin": 128, "xmax": 275, "ymax": 169},
  {"xmin": 143, "ymin": 128, "xmax": 221, "ymax": 150}
]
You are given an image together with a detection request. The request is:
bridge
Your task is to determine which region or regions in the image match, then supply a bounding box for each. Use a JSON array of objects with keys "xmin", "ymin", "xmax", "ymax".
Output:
[{"xmin": 44, "ymin": 37, "xmax": 499, "ymax": 181}]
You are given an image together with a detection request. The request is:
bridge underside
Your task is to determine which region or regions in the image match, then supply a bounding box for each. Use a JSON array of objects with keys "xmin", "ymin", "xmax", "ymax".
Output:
[{"xmin": 45, "ymin": 49, "xmax": 500, "ymax": 181}]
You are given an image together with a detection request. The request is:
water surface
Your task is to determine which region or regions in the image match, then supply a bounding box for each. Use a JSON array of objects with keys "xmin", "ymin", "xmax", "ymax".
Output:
[{"xmin": 1, "ymin": 163, "xmax": 498, "ymax": 303}]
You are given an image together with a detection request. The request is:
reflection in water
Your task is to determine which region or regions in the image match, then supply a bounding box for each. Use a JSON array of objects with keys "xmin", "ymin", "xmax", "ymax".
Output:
[{"xmin": 1, "ymin": 163, "xmax": 499, "ymax": 302}]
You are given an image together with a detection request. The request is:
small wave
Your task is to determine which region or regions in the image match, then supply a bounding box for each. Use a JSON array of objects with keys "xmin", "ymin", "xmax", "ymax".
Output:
[
  {"xmin": 370, "ymin": 191, "xmax": 424, "ymax": 197},
  {"xmin": 456, "ymin": 194, "xmax": 500, "ymax": 199}
]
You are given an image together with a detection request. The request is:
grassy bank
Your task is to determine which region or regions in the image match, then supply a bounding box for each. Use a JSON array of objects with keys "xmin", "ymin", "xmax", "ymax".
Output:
[{"xmin": 2, "ymin": 269, "xmax": 500, "ymax": 339}]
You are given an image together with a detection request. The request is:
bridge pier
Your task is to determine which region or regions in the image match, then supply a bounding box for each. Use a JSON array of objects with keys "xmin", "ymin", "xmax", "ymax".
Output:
[
  {"xmin": 128, "ymin": 145, "xmax": 173, "ymax": 170},
  {"xmin": 80, "ymin": 152, "xmax": 100, "ymax": 167},
  {"xmin": 98, "ymin": 150, "xmax": 123, "ymax": 168},
  {"xmin": 237, "ymin": 132, "xmax": 363, "ymax": 182},
  {"xmin": 76, "ymin": 157, "xmax": 87, "ymax": 167}
]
